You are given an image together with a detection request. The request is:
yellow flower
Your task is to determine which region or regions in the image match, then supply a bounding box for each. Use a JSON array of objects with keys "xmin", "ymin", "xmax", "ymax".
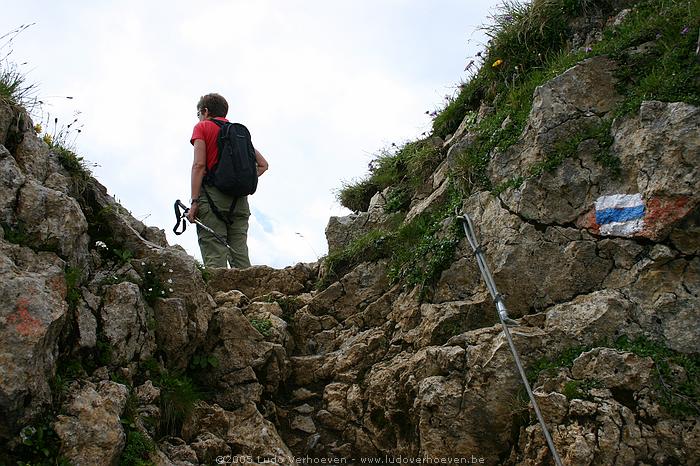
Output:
[
  {"xmin": 492, "ymin": 59, "xmax": 504, "ymax": 68},
  {"xmin": 42, "ymin": 133, "xmax": 53, "ymax": 146},
  {"xmin": 34, "ymin": 123, "xmax": 43, "ymax": 134}
]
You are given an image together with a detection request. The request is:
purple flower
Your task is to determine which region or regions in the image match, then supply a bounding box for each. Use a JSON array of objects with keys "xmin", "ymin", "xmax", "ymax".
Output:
[
  {"xmin": 585, "ymin": 46, "xmax": 592, "ymax": 53},
  {"xmin": 505, "ymin": 15, "xmax": 513, "ymax": 22},
  {"xmin": 681, "ymin": 26, "xmax": 689, "ymax": 35},
  {"xmin": 655, "ymin": 32, "xmax": 662, "ymax": 39}
]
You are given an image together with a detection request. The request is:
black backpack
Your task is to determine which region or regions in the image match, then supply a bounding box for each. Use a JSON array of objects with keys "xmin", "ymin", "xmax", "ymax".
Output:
[
  {"xmin": 205, "ymin": 119, "xmax": 258, "ymax": 197},
  {"xmin": 202, "ymin": 120, "xmax": 258, "ymax": 224}
]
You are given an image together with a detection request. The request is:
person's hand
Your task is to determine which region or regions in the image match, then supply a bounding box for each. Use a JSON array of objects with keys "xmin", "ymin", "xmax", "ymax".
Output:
[{"xmin": 187, "ymin": 203, "xmax": 198, "ymax": 223}]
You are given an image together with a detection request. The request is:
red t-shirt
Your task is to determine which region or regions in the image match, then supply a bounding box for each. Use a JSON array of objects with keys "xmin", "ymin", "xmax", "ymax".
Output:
[{"xmin": 190, "ymin": 117, "xmax": 229, "ymax": 171}]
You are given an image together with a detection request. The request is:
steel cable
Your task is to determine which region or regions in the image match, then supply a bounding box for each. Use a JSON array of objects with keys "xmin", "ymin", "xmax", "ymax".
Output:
[{"xmin": 457, "ymin": 213, "xmax": 564, "ymax": 466}]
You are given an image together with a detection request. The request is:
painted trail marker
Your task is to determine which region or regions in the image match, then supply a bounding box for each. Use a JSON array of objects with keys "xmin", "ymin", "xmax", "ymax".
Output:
[{"xmin": 594, "ymin": 193, "xmax": 645, "ymax": 236}]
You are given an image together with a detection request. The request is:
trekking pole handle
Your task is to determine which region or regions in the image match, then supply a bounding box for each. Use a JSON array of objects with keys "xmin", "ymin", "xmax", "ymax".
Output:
[{"xmin": 173, "ymin": 199, "xmax": 189, "ymax": 235}]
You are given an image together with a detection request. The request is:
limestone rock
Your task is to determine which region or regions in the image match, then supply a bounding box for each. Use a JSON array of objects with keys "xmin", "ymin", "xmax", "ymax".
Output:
[
  {"xmin": 16, "ymin": 179, "xmax": 90, "ymax": 266},
  {"xmin": 488, "ymin": 56, "xmax": 622, "ymax": 184},
  {"xmin": 571, "ymin": 348, "xmax": 654, "ymax": 390},
  {"xmin": 190, "ymin": 432, "xmax": 231, "ymax": 464},
  {"xmin": 325, "ymin": 188, "xmax": 404, "ymax": 254},
  {"xmin": 76, "ymin": 299, "xmax": 97, "ymax": 349},
  {"xmin": 54, "ymin": 381, "xmax": 129, "ymax": 466},
  {"xmin": 0, "ymin": 144, "xmax": 25, "ymax": 225},
  {"xmin": 101, "ymin": 282, "xmax": 155, "ymax": 365},
  {"xmin": 0, "ymin": 246, "xmax": 68, "ymax": 438},
  {"xmin": 159, "ymin": 437, "xmax": 198, "ymax": 464},
  {"xmin": 224, "ymin": 402, "xmax": 294, "ymax": 462},
  {"xmin": 207, "ymin": 263, "xmax": 316, "ymax": 298}
]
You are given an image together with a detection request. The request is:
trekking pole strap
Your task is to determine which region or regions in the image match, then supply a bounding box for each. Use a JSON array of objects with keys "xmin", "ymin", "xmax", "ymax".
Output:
[
  {"xmin": 173, "ymin": 200, "xmax": 189, "ymax": 235},
  {"xmin": 457, "ymin": 213, "xmax": 564, "ymax": 466},
  {"xmin": 172, "ymin": 199, "xmax": 237, "ymax": 260}
]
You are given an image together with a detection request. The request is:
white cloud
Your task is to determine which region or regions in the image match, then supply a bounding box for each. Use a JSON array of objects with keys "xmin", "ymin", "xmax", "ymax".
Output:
[{"xmin": 2, "ymin": 0, "xmax": 501, "ymax": 268}]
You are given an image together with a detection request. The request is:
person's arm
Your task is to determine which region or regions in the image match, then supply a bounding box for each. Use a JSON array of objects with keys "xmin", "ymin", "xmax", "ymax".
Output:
[
  {"xmin": 187, "ymin": 139, "xmax": 207, "ymax": 223},
  {"xmin": 255, "ymin": 148, "xmax": 269, "ymax": 177}
]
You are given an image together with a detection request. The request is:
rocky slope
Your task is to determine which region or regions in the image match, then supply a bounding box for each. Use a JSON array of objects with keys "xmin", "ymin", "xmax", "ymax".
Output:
[{"xmin": 1, "ymin": 4, "xmax": 699, "ymax": 466}]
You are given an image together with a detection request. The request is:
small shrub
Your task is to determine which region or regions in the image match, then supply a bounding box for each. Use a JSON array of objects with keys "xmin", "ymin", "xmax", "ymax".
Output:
[
  {"xmin": 96, "ymin": 339, "xmax": 113, "ymax": 367},
  {"xmin": 14, "ymin": 422, "xmax": 69, "ymax": 466},
  {"xmin": 1, "ymin": 222, "xmax": 29, "ymax": 245},
  {"xmin": 190, "ymin": 354, "xmax": 220, "ymax": 370},
  {"xmin": 119, "ymin": 429, "xmax": 155, "ymax": 466}
]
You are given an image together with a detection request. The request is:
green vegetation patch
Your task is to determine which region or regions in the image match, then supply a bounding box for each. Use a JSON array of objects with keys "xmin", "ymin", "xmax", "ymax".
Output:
[
  {"xmin": 249, "ymin": 317, "xmax": 273, "ymax": 337},
  {"xmin": 322, "ymin": 183, "xmax": 463, "ymax": 298},
  {"xmin": 527, "ymin": 344, "xmax": 592, "ymax": 383},
  {"xmin": 64, "ymin": 266, "xmax": 82, "ymax": 310},
  {"xmin": 119, "ymin": 429, "xmax": 155, "ymax": 466},
  {"xmin": 156, "ymin": 371, "xmax": 200, "ymax": 436},
  {"xmin": 615, "ymin": 336, "xmax": 700, "ymax": 417},
  {"xmin": 337, "ymin": 139, "xmax": 443, "ymax": 213},
  {"xmin": 438, "ymin": 0, "xmax": 698, "ymax": 196}
]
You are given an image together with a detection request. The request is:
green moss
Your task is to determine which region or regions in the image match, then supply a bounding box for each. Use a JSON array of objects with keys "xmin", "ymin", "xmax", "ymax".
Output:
[{"xmin": 119, "ymin": 393, "xmax": 155, "ymax": 466}]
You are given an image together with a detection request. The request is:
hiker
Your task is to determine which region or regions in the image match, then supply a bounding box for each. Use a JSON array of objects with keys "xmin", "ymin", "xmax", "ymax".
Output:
[{"xmin": 187, "ymin": 93, "xmax": 269, "ymax": 268}]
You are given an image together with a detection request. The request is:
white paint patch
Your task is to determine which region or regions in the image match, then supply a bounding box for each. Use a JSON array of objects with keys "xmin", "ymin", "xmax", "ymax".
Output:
[
  {"xmin": 599, "ymin": 219, "xmax": 645, "ymax": 236},
  {"xmin": 595, "ymin": 193, "xmax": 644, "ymax": 210}
]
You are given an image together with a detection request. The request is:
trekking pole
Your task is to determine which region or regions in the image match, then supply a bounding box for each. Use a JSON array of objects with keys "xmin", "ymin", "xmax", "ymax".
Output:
[
  {"xmin": 456, "ymin": 212, "xmax": 564, "ymax": 466},
  {"xmin": 173, "ymin": 199, "xmax": 237, "ymax": 257}
]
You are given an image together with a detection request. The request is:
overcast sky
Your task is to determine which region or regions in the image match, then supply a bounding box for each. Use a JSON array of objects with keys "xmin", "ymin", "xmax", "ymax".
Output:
[{"xmin": 3, "ymin": 0, "xmax": 502, "ymax": 268}]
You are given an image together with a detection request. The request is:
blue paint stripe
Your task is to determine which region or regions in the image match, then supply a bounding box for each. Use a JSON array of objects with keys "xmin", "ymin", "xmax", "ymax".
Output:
[{"xmin": 595, "ymin": 205, "xmax": 645, "ymax": 225}]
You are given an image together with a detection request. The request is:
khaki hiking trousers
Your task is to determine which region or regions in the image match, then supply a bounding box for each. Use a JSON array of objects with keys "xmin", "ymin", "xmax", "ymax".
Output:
[{"xmin": 196, "ymin": 185, "xmax": 251, "ymax": 269}]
